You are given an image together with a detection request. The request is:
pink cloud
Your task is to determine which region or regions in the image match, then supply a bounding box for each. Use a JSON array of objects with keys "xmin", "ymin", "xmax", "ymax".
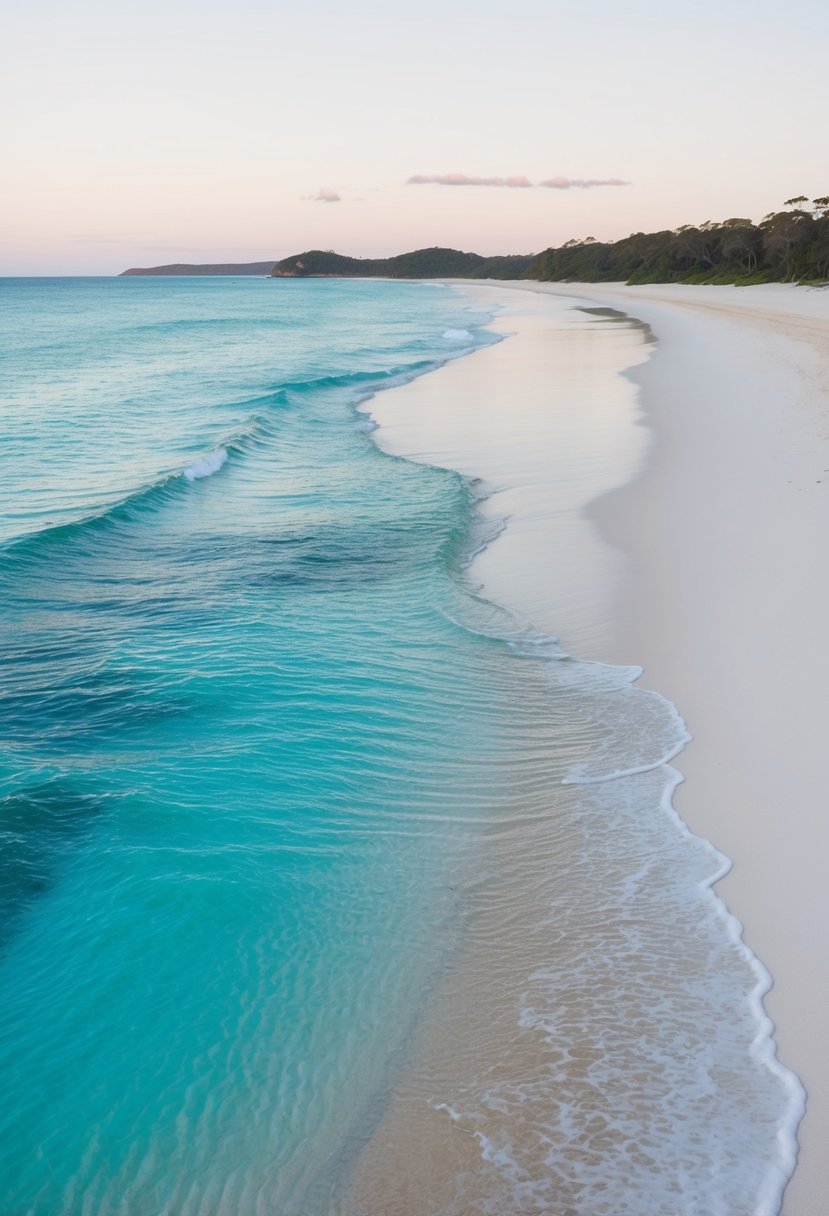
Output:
[
  {"xmin": 539, "ymin": 177, "xmax": 629, "ymax": 189},
  {"xmin": 407, "ymin": 173, "xmax": 629, "ymax": 191},
  {"xmin": 407, "ymin": 174, "xmax": 533, "ymax": 188}
]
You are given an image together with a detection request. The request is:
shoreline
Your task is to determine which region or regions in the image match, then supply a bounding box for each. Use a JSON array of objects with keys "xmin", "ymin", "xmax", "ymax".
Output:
[
  {"xmin": 523, "ymin": 281, "xmax": 829, "ymax": 1216},
  {"xmin": 346, "ymin": 282, "xmax": 810, "ymax": 1213},
  {"xmin": 470, "ymin": 281, "xmax": 829, "ymax": 1212},
  {"xmin": 368, "ymin": 286, "xmax": 654, "ymax": 658}
]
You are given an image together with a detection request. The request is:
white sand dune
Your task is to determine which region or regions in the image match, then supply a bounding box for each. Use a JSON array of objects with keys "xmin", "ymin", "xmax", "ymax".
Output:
[{"xmin": 364, "ymin": 280, "xmax": 829, "ymax": 1214}]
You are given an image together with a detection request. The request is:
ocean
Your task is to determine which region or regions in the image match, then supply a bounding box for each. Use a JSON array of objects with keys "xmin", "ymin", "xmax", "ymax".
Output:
[{"xmin": 0, "ymin": 275, "xmax": 802, "ymax": 1215}]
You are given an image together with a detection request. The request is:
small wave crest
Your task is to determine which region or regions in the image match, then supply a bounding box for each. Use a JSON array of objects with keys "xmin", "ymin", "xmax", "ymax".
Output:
[
  {"xmin": 182, "ymin": 449, "xmax": 228, "ymax": 481},
  {"xmin": 442, "ymin": 328, "xmax": 473, "ymax": 341}
]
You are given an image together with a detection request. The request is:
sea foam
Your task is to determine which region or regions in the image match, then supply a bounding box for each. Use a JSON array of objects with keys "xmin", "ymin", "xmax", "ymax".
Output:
[{"xmin": 182, "ymin": 448, "xmax": 228, "ymax": 481}]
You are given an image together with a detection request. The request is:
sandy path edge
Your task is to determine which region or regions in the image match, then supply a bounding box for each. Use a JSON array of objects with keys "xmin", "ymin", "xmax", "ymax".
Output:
[{"xmin": 512, "ymin": 281, "xmax": 829, "ymax": 1216}]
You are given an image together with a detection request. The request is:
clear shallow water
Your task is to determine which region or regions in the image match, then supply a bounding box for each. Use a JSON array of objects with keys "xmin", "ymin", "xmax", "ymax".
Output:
[{"xmin": 0, "ymin": 277, "xmax": 802, "ymax": 1215}]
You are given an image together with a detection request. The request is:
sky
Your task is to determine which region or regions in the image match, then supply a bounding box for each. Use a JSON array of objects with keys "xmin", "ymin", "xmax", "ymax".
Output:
[{"xmin": 2, "ymin": 0, "xmax": 828, "ymax": 273}]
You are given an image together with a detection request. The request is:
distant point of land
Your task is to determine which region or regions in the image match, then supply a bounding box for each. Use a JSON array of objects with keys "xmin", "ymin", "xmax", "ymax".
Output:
[{"xmin": 120, "ymin": 261, "xmax": 278, "ymax": 276}]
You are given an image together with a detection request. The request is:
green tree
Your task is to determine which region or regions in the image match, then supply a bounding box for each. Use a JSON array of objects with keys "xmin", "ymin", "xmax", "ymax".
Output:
[{"xmin": 761, "ymin": 205, "xmax": 814, "ymax": 280}]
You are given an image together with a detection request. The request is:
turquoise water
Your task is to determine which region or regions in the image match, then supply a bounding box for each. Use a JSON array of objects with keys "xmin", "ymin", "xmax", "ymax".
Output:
[
  {"xmin": 0, "ymin": 277, "xmax": 508, "ymax": 1212},
  {"xmin": 0, "ymin": 277, "xmax": 803, "ymax": 1215}
]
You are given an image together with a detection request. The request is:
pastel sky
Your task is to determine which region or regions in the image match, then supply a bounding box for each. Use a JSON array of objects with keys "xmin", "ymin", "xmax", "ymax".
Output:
[{"xmin": 2, "ymin": 0, "xmax": 827, "ymax": 273}]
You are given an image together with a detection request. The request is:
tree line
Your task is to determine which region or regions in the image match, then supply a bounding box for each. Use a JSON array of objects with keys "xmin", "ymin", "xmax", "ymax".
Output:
[{"xmin": 525, "ymin": 196, "xmax": 829, "ymax": 285}]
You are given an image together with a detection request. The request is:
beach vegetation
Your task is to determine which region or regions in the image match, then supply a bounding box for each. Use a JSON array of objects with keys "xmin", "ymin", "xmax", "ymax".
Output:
[{"xmin": 526, "ymin": 195, "xmax": 829, "ymax": 286}]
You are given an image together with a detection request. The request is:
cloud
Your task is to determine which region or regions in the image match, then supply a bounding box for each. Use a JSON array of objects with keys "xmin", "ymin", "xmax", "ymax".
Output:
[
  {"xmin": 539, "ymin": 177, "xmax": 629, "ymax": 189},
  {"xmin": 311, "ymin": 188, "xmax": 342, "ymax": 202},
  {"xmin": 407, "ymin": 174, "xmax": 532, "ymax": 188},
  {"xmin": 407, "ymin": 174, "xmax": 629, "ymax": 190}
]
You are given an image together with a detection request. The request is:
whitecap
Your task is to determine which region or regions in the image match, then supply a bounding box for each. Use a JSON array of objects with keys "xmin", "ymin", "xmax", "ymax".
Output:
[{"xmin": 182, "ymin": 449, "xmax": 228, "ymax": 481}]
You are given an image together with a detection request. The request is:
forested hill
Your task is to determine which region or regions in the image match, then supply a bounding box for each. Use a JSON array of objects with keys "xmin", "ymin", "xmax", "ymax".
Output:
[
  {"xmin": 271, "ymin": 248, "xmax": 534, "ymax": 279},
  {"xmin": 525, "ymin": 196, "xmax": 829, "ymax": 285},
  {"xmin": 121, "ymin": 262, "xmax": 278, "ymax": 276}
]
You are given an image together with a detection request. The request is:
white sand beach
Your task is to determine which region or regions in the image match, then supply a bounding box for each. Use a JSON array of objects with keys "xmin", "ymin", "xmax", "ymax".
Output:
[{"xmin": 359, "ymin": 281, "xmax": 829, "ymax": 1214}]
